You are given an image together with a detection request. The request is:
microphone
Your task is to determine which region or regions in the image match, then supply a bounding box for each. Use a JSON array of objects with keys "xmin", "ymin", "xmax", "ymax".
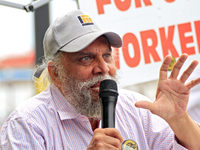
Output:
[
  {"xmin": 99, "ymin": 79, "xmax": 118, "ymax": 128},
  {"xmin": 99, "ymin": 79, "xmax": 139, "ymax": 150}
]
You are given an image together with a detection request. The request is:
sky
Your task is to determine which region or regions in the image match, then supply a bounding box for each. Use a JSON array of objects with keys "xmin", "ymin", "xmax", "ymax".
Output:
[{"xmin": 0, "ymin": 0, "xmax": 78, "ymax": 58}]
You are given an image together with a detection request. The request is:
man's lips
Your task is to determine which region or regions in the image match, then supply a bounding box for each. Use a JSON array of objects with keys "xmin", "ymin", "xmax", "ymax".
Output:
[{"xmin": 90, "ymin": 82, "xmax": 101, "ymax": 91}]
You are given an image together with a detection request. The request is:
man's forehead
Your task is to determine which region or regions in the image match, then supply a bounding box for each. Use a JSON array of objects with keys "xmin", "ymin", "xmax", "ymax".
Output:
[
  {"xmin": 62, "ymin": 36, "xmax": 112, "ymax": 57},
  {"xmin": 78, "ymin": 47, "xmax": 112, "ymax": 54},
  {"xmin": 62, "ymin": 47, "xmax": 112, "ymax": 59}
]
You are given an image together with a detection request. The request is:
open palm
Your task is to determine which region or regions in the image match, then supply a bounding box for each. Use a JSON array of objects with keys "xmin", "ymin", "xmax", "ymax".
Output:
[{"xmin": 135, "ymin": 54, "xmax": 200, "ymax": 122}]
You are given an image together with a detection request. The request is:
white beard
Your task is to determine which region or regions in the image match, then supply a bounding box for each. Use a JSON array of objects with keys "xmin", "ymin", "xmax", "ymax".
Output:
[{"xmin": 60, "ymin": 72, "xmax": 117, "ymax": 120}]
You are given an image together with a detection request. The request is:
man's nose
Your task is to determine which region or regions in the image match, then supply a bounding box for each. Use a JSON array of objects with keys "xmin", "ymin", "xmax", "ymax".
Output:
[{"xmin": 92, "ymin": 57, "xmax": 110, "ymax": 75}]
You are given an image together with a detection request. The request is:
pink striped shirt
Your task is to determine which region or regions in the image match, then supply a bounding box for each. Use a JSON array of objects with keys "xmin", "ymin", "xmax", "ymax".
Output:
[{"xmin": 0, "ymin": 84, "xmax": 187, "ymax": 149}]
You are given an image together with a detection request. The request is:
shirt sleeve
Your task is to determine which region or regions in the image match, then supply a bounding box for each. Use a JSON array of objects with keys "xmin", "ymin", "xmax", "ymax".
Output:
[
  {"xmin": 0, "ymin": 118, "xmax": 46, "ymax": 150},
  {"xmin": 140, "ymin": 107, "xmax": 188, "ymax": 150}
]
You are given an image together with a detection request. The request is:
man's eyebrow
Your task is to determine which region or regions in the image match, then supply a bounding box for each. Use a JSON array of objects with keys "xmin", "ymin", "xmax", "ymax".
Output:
[{"xmin": 107, "ymin": 48, "xmax": 112, "ymax": 52}]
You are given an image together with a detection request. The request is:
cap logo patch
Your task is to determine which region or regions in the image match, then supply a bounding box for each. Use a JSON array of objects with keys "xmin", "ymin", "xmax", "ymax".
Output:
[{"xmin": 77, "ymin": 15, "xmax": 94, "ymax": 26}]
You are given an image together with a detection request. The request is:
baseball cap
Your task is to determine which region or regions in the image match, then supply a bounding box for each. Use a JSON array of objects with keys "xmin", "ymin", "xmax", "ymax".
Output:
[{"xmin": 34, "ymin": 9, "xmax": 122, "ymax": 78}]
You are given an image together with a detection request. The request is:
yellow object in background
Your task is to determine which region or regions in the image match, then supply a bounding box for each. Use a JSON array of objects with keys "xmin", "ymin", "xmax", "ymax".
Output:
[
  {"xmin": 34, "ymin": 69, "xmax": 50, "ymax": 94},
  {"xmin": 168, "ymin": 56, "xmax": 176, "ymax": 71}
]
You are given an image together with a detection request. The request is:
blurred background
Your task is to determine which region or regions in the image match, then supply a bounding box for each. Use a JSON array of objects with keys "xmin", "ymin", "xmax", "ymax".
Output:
[
  {"xmin": 0, "ymin": 0, "xmax": 79, "ymax": 128},
  {"xmin": 0, "ymin": 0, "xmax": 199, "ymax": 129}
]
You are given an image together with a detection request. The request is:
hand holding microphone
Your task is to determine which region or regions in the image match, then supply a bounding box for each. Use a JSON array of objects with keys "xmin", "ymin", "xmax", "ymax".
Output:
[
  {"xmin": 98, "ymin": 79, "xmax": 138, "ymax": 150},
  {"xmin": 87, "ymin": 79, "xmax": 123, "ymax": 150}
]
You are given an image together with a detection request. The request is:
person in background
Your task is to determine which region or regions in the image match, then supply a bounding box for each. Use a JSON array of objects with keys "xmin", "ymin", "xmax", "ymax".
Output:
[{"xmin": 0, "ymin": 10, "xmax": 200, "ymax": 150}]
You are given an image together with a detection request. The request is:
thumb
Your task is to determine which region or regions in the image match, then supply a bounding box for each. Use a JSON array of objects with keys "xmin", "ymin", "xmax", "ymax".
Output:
[{"xmin": 135, "ymin": 101, "xmax": 155, "ymax": 112}]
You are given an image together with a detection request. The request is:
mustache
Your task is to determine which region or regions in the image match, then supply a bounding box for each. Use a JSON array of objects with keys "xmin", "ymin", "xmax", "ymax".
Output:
[{"xmin": 78, "ymin": 74, "xmax": 116, "ymax": 90}]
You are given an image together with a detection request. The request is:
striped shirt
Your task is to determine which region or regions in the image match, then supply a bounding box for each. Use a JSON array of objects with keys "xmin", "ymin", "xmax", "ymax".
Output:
[{"xmin": 0, "ymin": 84, "xmax": 186, "ymax": 150}]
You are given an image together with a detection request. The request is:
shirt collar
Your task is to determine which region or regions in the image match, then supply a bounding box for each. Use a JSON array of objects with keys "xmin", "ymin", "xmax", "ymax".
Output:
[{"xmin": 50, "ymin": 84, "xmax": 80, "ymax": 120}]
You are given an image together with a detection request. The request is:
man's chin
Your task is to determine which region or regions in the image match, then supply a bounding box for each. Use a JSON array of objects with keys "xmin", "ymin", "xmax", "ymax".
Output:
[{"xmin": 90, "ymin": 93, "xmax": 100, "ymax": 103}]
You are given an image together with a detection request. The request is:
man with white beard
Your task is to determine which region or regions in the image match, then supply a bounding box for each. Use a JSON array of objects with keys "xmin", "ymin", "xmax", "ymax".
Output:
[{"xmin": 1, "ymin": 10, "xmax": 200, "ymax": 150}]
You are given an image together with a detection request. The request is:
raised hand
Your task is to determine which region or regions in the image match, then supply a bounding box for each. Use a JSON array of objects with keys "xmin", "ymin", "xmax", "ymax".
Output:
[{"xmin": 135, "ymin": 53, "xmax": 200, "ymax": 122}]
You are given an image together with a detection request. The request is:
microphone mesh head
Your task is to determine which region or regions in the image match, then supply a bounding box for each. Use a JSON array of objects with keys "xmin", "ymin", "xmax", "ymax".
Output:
[{"xmin": 99, "ymin": 79, "xmax": 118, "ymax": 97}]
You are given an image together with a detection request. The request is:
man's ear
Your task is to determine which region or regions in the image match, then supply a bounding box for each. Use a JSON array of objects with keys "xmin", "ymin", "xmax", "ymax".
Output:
[{"xmin": 48, "ymin": 62, "xmax": 61, "ymax": 88}]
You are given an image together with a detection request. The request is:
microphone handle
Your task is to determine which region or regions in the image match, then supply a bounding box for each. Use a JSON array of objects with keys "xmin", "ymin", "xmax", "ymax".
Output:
[{"xmin": 100, "ymin": 96, "xmax": 117, "ymax": 128}]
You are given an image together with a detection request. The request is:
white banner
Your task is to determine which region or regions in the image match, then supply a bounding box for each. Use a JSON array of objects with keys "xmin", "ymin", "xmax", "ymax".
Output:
[{"xmin": 78, "ymin": 0, "xmax": 200, "ymax": 87}]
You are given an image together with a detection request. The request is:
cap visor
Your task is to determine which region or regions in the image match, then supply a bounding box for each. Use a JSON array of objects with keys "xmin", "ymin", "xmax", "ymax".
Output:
[{"xmin": 59, "ymin": 31, "xmax": 122, "ymax": 53}]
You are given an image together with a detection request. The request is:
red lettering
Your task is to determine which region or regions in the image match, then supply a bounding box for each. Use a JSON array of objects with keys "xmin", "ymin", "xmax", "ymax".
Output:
[
  {"xmin": 122, "ymin": 33, "xmax": 140, "ymax": 67},
  {"xmin": 159, "ymin": 26, "xmax": 179, "ymax": 58},
  {"xmin": 165, "ymin": 0, "xmax": 175, "ymax": 3},
  {"xmin": 96, "ymin": 0, "xmax": 153, "ymax": 14},
  {"xmin": 96, "ymin": 0, "xmax": 111, "ymax": 14},
  {"xmin": 135, "ymin": 0, "xmax": 152, "ymax": 8},
  {"xmin": 140, "ymin": 30, "xmax": 161, "ymax": 64},
  {"xmin": 113, "ymin": 48, "xmax": 120, "ymax": 69},
  {"xmin": 114, "ymin": 0, "xmax": 131, "ymax": 11},
  {"xmin": 194, "ymin": 20, "xmax": 200, "ymax": 53},
  {"xmin": 178, "ymin": 23, "xmax": 195, "ymax": 55}
]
